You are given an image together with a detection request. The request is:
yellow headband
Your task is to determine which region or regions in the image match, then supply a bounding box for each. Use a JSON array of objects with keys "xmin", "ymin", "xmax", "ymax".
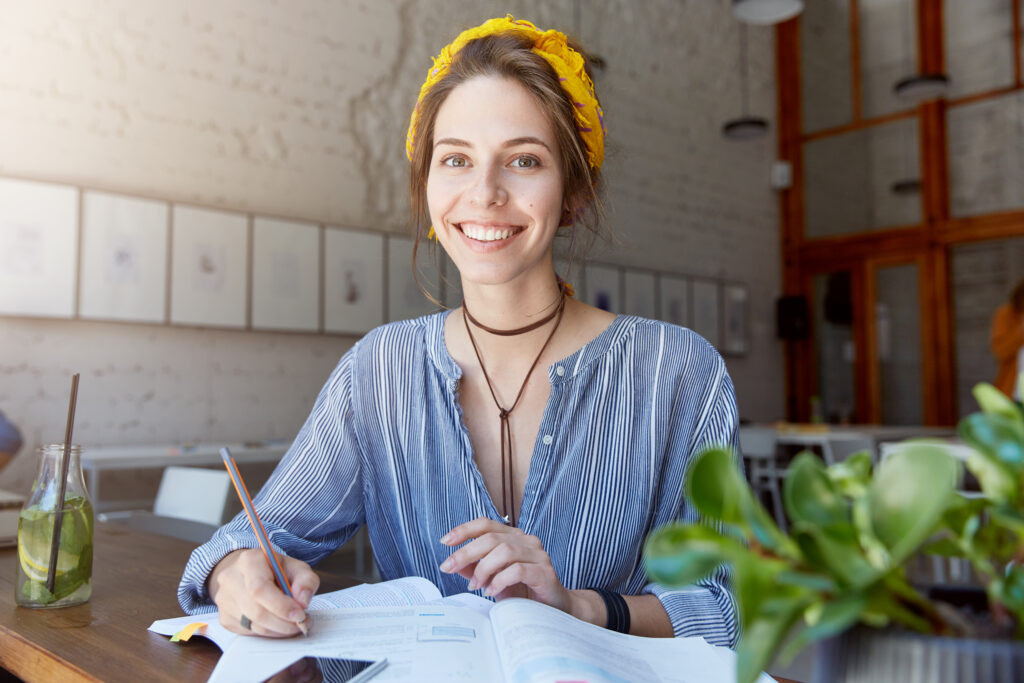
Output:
[{"xmin": 406, "ymin": 15, "xmax": 605, "ymax": 173}]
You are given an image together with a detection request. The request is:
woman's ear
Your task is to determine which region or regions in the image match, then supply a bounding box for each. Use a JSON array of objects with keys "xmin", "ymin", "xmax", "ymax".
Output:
[{"xmin": 559, "ymin": 203, "xmax": 574, "ymax": 228}]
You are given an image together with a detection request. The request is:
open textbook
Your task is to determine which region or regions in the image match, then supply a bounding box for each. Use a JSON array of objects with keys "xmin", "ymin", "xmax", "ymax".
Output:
[{"xmin": 150, "ymin": 577, "xmax": 776, "ymax": 683}]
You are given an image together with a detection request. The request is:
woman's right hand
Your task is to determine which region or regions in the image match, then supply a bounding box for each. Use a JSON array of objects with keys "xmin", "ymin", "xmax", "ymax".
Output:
[{"xmin": 207, "ymin": 548, "xmax": 319, "ymax": 637}]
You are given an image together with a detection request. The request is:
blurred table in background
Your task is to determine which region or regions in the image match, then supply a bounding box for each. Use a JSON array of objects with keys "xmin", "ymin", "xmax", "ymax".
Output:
[{"xmin": 81, "ymin": 441, "xmax": 289, "ymax": 512}]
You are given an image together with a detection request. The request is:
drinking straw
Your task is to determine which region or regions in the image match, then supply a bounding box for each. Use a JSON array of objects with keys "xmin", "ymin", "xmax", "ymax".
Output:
[{"xmin": 46, "ymin": 373, "xmax": 80, "ymax": 594}]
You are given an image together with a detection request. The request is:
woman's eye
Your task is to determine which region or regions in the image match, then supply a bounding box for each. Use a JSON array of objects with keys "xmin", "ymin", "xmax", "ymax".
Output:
[
  {"xmin": 513, "ymin": 156, "xmax": 538, "ymax": 168},
  {"xmin": 442, "ymin": 156, "xmax": 467, "ymax": 168}
]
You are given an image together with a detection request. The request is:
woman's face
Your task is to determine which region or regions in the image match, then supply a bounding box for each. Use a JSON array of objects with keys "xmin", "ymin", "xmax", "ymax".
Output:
[{"xmin": 426, "ymin": 75, "xmax": 565, "ymax": 292}]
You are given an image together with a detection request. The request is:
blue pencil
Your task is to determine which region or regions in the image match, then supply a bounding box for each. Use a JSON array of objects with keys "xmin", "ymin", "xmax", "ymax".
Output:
[{"xmin": 219, "ymin": 447, "xmax": 308, "ymax": 636}]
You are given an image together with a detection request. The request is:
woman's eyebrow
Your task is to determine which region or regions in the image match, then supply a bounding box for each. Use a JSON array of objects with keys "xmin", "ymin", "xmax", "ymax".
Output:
[
  {"xmin": 434, "ymin": 137, "xmax": 471, "ymax": 148},
  {"xmin": 433, "ymin": 136, "xmax": 552, "ymax": 151},
  {"xmin": 504, "ymin": 136, "xmax": 551, "ymax": 151}
]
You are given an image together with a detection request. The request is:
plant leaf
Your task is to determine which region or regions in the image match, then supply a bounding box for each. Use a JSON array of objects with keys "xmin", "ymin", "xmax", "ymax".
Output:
[
  {"xmin": 792, "ymin": 524, "xmax": 880, "ymax": 588},
  {"xmin": 780, "ymin": 593, "xmax": 868, "ymax": 661},
  {"xmin": 735, "ymin": 606, "xmax": 804, "ymax": 683},
  {"xmin": 686, "ymin": 445, "xmax": 748, "ymax": 524},
  {"xmin": 958, "ymin": 413, "xmax": 1024, "ymax": 468},
  {"xmin": 783, "ymin": 453, "xmax": 849, "ymax": 528},
  {"xmin": 869, "ymin": 445, "xmax": 960, "ymax": 564},
  {"xmin": 643, "ymin": 523, "xmax": 741, "ymax": 587},
  {"xmin": 964, "ymin": 451, "xmax": 1017, "ymax": 504},
  {"xmin": 973, "ymin": 382, "xmax": 1024, "ymax": 423}
]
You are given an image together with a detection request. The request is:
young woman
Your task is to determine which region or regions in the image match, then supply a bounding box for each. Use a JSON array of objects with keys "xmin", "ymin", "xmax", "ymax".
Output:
[{"xmin": 179, "ymin": 16, "xmax": 739, "ymax": 647}]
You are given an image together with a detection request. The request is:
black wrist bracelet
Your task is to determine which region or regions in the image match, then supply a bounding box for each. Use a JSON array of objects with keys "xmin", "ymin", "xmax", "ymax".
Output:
[{"xmin": 588, "ymin": 587, "xmax": 631, "ymax": 634}]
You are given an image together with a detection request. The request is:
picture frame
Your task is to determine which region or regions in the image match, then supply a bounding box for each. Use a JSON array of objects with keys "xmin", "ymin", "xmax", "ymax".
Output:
[
  {"xmin": 251, "ymin": 217, "xmax": 320, "ymax": 332},
  {"xmin": 0, "ymin": 178, "xmax": 79, "ymax": 318},
  {"xmin": 79, "ymin": 191, "xmax": 169, "ymax": 323},
  {"xmin": 623, "ymin": 269, "xmax": 657, "ymax": 318},
  {"xmin": 658, "ymin": 274, "xmax": 690, "ymax": 327},
  {"xmin": 387, "ymin": 236, "xmax": 440, "ymax": 321},
  {"xmin": 691, "ymin": 279, "xmax": 721, "ymax": 348},
  {"xmin": 169, "ymin": 205, "xmax": 248, "ymax": 329},
  {"xmin": 722, "ymin": 282, "xmax": 750, "ymax": 356},
  {"xmin": 582, "ymin": 263, "xmax": 622, "ymax": 313},
  {"xmin": 324, "ymin": 227, "xmax": 385, "ymax": 334}
]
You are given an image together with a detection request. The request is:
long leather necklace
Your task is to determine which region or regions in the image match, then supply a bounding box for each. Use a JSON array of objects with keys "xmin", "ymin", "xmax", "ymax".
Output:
[{"xmin": 462, "ymin": 293, "xmax": 566, "ymax": 527}]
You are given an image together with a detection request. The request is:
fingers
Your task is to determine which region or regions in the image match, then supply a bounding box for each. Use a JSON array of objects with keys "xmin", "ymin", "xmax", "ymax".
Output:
[
  {"xmin": 283, "ymin": 555, "xmax": 320, "ymax": 608},
  {"xmin": 486, "ymin": 561, "xmax": 558, "ymax": 600},
  {"xmin": 440, "ymin": 516, "xmax": 507, "ymax": 546},
  {"xmin": 439, "ymin": 523, "xmax": 549, "ymax": 595},
  {"xmin": 210, "ymin": 548, "xmax": 311, "ymax": 638}
]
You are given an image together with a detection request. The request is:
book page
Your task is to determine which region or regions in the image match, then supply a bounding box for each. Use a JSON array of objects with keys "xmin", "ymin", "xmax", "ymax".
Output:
[
  {"xmin": 209, "ymin": 604, "xmax": 501, "ymax": 683},
  {"xmin": 148, "ymin": 576, "xmax": 444, "ymax": 651},
  {"xmin": 489, "ymin": 598, "xmax": 776, "ymax": 683}
]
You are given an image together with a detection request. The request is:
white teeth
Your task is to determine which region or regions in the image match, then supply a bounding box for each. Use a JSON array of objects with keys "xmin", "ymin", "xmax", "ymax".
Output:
[{"xmin": 460, "ymin": 224, "xmax": 519, "ymax": 242}]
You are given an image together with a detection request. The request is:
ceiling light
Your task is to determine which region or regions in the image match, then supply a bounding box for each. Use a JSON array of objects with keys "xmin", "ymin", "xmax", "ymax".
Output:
[
  {"xmin": 732, "ymin": 0, "xmax": 804, "ymax": 25},
  {"xmin": 723, "ymin": 116, "xmax": 770, "ymax": 140},
  {"xmin": 893, "ymin": 73, "xmax": 949, "ymax": 101},
  {"xmin": 890, "ymin": 179, "xmax": 921, "ymax": 195}
]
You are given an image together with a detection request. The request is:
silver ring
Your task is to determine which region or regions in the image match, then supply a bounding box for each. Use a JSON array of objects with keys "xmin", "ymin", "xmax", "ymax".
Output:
[{"xmin": 240, "ymin": 614, "xmax": 252, "ymax": 630}]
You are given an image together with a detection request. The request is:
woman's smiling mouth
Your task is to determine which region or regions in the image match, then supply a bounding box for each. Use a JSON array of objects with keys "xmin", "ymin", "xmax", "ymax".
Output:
[{"xmin": 457, "ymin": 222, "xmax": 525, "ymax": 242}]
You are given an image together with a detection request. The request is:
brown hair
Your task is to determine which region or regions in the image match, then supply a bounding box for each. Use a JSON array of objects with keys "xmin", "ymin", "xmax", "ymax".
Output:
[{"xmin": 408, "ymin": 31, "xmax": 605, "ymax": 302}]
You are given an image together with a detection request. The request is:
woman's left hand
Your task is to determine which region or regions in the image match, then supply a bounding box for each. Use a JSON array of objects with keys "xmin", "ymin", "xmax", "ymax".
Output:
[{"xmin": 439, "ymin": 517, "xmax": 572, "ymax": 613}]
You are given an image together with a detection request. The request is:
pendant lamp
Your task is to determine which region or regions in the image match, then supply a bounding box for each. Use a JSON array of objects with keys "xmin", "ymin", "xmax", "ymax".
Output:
[
  {"xmin": 891, "ymin": 0, "xmax": 948, "ymax": 101},
  {"xmin": 723, "ymin": 24, "xmax": 769, "ymax": 140},
  {"xmin": 732, "ymin": 0, "xmax": 804, "ymax": 25},
  {"xmin": 893, "ymin": 73, "xmax": 949, "ymax": 101}
]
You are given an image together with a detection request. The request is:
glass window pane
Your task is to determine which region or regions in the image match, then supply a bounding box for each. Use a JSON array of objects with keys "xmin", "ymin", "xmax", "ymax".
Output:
[
  {"xmin": 801, "ymin": 0, "xmax": 853, "ymax": 133},
  {"xmin": 952, "ymin": 238, "xmax": 1024, "ymax": 419},
  {"xmin": 805, "ymin": 118, "xmax": 921, "ymax": 238},
  {"xmin": 860, "ymin": 0, "xmax": 918, "ymax": 119},
  {"xmin": 876, "ymin": 262, "xmax": 922, "ymax": 425},
  {"xmin": 814, "ymin": 272, "xmax": 856, "ymax": 423},
  {"xmin": 945, "ymin": 0, "xmax": 1015, "ymax": 99},
  {"xmin": 948, "ymin": 90, "xmax": 1024, "ymax": 218}
]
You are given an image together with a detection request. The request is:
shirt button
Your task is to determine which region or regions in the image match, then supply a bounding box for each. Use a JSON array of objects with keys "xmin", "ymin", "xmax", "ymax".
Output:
[
  {"xmin": 556, "ymin": 366, "xmax": 565, "ymax": 377},
  {"xmin": 542, "ymin": 434, "xmax": 553, "ymax": 445}
]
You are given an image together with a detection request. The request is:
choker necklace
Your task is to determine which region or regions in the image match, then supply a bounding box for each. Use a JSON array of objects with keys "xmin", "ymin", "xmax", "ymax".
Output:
[
  {"xmin": 463, "ymin": 297, "xmax": 563, "ymax": 336},
  {"xmin": 462, "ymin": 293, "xmax": 566, "ymax": 526}
]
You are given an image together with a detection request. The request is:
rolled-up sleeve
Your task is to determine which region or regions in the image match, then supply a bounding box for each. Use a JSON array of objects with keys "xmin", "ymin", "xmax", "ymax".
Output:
[
  {"xmin": 642, "ymin": 357, "xmax": 740, "ymax": 647},
  {"xmin": 177, "ymin": 346, "xmax": 365, "ymax": 614}
]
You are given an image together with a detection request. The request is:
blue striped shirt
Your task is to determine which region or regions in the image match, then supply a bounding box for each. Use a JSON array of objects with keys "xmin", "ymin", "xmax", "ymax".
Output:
[{"xmin": 178, "ymin": 312, "xmax": 740, "ymax": 646}]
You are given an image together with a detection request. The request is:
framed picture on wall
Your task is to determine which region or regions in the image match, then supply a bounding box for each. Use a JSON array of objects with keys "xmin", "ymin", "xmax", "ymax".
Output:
[
  {"xmin": 252, "ymin": 217, "xmax": 320, "ymax": 332},
  {"xmin": 583, "ymin": 263, "xmax": 622, "ymax": 313},
  {"xmin": 0, "ymin": 178, "xmax": 78, "ymax": 318},
  {"xmin": 722, "ymin": 283, "xmax": 749, "ymax": 356},
  {"xmin": 80, "ymin": 191, "xmax": 169, "ymax": 323},
  {"xmin": 170, "ymin": 205, "xmax": 248, "ymax": 329},
  {"xmin": 623, "ymin": 269, "xmax": 657, "ymax": 317},
  {"xmin": 691, "ymin": 279, "xmax": 721, "ymax": 348},
  {"xmin": 388, "ymin": 236, "xmax": 440, "ymax": 321},
  {"xmin": 324, "ymin": 227, "xmax": 385, "ymax": 334},
  {"xmin": 658, "ymin": 274, "xmax": 689, "ymax": 327}
]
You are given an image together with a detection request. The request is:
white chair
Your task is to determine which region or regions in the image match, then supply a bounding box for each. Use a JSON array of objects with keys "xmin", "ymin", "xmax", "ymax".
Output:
[
  {"xmin": 739, "ymin": 427, "xmax": 787, "ymax": 532},
  {"xmin": 152, "ymin": 466, "xmax": 234, "ymax": 525},
  {"xmin": 98, "ymin": 466, "xmax": 234, "ymax": 544}
]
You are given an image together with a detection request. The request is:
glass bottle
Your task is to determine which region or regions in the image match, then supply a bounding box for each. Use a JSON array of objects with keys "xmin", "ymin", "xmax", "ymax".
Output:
[{"xmin": 15, "ymin": 444, "xmax": 93, "ymax": 608}]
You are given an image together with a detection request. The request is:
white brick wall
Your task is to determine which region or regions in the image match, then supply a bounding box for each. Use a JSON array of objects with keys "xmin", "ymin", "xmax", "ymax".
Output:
[{"xmin": 0, "ymin": 0, "xmax": 783, "ymax": 495}]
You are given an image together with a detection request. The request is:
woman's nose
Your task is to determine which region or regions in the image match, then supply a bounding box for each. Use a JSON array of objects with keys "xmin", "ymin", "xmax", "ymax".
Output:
[{"xmin": 468, "ymin": 164, "xmax": 508, "ymax": 207}]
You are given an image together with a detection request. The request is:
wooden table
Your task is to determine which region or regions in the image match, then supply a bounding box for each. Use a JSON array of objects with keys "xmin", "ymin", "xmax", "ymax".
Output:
[
  {"xmin": 0, "ymin": 524, "xmax": 801, "ymax": 683},
  {"xmin": 0, "ymin": 523, "xmax": 354, "ymax": 682}
]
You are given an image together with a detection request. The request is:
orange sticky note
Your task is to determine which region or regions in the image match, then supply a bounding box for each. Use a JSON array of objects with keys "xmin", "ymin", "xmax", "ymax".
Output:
[{"xmin": 170, "ymin": 622, "xmax": 207, "ymax": 642}]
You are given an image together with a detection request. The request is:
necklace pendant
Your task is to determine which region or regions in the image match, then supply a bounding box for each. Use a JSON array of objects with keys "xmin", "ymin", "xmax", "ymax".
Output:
[{"xmin": 500, "ymin": 513, "xmax": 510, "ymax": 525}]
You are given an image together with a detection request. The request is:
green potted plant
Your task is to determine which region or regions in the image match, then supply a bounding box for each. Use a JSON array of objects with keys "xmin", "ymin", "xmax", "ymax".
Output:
[{"xmin": 643, "ymin": 383, "xmax": 1024, "ymax": 683}]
